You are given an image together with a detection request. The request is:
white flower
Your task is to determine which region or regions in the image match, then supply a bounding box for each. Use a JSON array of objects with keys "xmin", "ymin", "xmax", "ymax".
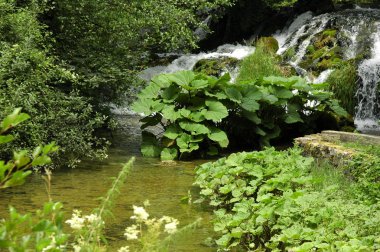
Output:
[
  {"xmin": 124, "ymin": 224, "xmax": 140, "ymax": 240},
  {"xmin": 84, "ymin": 214, "xmax": 101, "ymax": 224},
  {"xmin": 118, "ymin": 246, "xmax": 130, "ymax": 252},
  {"xmin": 65, "ymin": 210, "xmax": 85, "ymax": 230},
  {"xmin": 164, "ymin": 219, "xmax": 179, "ymax": 234},
  {"xmin": 131, "ymin": 205, "xmax": 149, "ymax": 221}
]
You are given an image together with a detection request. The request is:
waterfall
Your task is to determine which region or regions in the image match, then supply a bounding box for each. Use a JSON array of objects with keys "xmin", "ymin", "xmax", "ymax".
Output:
[
  {"xmin": 139, "ymin": 44, "xmax": 255, "ymax": 81},
  {"xmin": 355, "ymin": 22, "xmax": 380, "ymax": 131},
  {"xmin": 276, "ymin": 8, "xmax": 380, "ymax": 132}
]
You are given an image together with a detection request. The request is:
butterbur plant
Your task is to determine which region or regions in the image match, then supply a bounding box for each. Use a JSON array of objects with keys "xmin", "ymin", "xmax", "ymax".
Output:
[
  {"xmin": 132, "ymin": 70, "xmax": 347, "ymax": 160},
  {"xmin": 132, "ymin": 71, "xmax": 231, "ymax": 160}
]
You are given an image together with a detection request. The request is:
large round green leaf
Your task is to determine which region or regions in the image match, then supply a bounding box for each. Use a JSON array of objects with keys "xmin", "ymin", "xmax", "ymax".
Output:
[
  {"xmin": 168, "ymin": 70, "xmax": 195, "ymax": 90},
  {"xmin": 179, "ymin": 121, "xmax": 210, "ymax": 135},
  {"xmin": 160, "ymin": 148, "xmax": 178, "ymax": 160},
  {"xmin": 208, "ymin": 127, "xmax": 229, "ymax": 148},
  {"xmin": 163, "ymin": 124, "xmax": 182, "ymax": 139},
  {"xmin": 204, "ymin": 100, "xmax": 228, "ymax": 122}
]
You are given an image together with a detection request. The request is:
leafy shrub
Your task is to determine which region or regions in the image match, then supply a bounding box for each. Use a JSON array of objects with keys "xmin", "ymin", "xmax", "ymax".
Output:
[
  {"xmin": 132, "ymin": 70, "xmax": 347, "ymax": 160},
  {"xmin": 0, "ymin": 109, "xmax": 58, "ymax": 189},
  {"xmin": 0, "ymin": 1, "xmax": 108, "ymax": 166},
  {"xmin": 194, "ymin": 148, "xmax": 380, "ymax": 251}
]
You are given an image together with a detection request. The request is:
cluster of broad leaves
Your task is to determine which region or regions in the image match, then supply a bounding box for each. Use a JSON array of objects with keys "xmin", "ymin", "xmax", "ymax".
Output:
[
  {"xmin": 132, "ymin": 70, "xmax": 347, "ymax": 160},
  {"xmin": 0, "ymin": 109, "xmax": 58, "ymax": 189},
  {"xmin": 194, "ymin": 148, "xmax": 380, "ymax": 251}
]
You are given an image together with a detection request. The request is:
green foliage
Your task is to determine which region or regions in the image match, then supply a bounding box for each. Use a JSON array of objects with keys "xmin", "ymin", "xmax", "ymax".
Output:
[
  {"xmin": 236, "ymin": 39, "xmax": 284, "ymax": 83},
  {"xmin": 193, "ymin": 57, "xmax": 239, "ymax": 77},
  {"xmin": 326, "ymin": 63, "xmax": 358, "ymax": 115},
  {"xmin": 0, "ymin": 109, "xmax": 58, "ymax": 189},
  {"xmin": 0, "ymin": 201, "xmax": 68, "ymax": 251},
  {"xmin": 45, "ymin": 0, "xmax": 236, "ymax": 107},
  {"xmin": 133, "ymin": 71, "xmax": 232, "ymax": 159},
  {"xmin": 338, "ymin": 142, "xmax": 380, "ymax": 202},
  {"xmin": 299, "ymin": 29, "xmax": 343, "ymax": 76},
  {"xmin": 0, "ymin": 1, "xmax": 108, "ymax": 166},
  {"xmin": 194, "ymin": 148, "xmax": 380, "ymax": 251},
  {"xmin": 133, "ymin": 70, "xmax": 347, "ymax": 160}
]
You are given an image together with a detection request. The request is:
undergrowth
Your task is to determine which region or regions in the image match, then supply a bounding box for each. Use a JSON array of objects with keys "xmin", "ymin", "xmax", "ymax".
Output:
[{"xmin": 194, "ymin": 147, "xmax": 380, "ymax": 251}]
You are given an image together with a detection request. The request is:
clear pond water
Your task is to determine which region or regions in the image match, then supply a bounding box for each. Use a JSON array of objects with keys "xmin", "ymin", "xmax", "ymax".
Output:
[{"xmin": 0, "ymin": 115, "xmax": 216, "ymax": 251}]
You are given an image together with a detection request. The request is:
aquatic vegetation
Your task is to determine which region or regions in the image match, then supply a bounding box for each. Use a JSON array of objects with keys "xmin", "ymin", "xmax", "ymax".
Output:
[{"xmin": 194, "ymin": 147, "xmax": 380, "ymax": 251}]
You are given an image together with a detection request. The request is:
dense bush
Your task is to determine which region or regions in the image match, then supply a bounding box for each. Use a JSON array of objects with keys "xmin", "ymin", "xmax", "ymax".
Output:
[
  {"xmin": 0, "ymin": 1, "xmax": 108, "ymax": 166},
  {"xmin": 132, "ymin": 70, "xmax": 347, "ymax": 160},
  {"xmin": 194, "ymin": 148, "xmax": 380, "ymax": 251}
]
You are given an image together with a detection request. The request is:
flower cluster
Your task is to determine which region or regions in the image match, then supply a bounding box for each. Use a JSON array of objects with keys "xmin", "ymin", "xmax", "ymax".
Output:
[
  {"xmin": 65, "ymin": 210, "xmax": 103, "ymax": 230},
  {"xmin": 122, "ymin": 205, "xmax": 179, "ymax": 246}
]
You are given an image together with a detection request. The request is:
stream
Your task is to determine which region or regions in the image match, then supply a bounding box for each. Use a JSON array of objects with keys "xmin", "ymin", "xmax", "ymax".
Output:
[{"xmin": 0, "ymin": 115, "xmax": 215, "ymax": 251}]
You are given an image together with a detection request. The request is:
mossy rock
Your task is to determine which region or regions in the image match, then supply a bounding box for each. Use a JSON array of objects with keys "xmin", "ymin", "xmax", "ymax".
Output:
[
  {"xmin": 299, "ymin": 29, "xmax": 345, "ymax": 74},
  {"xmin": 282, "ymin": 46, "xmax": 296, "ymax": 61},
  {"xmin": 256, "ymin": 37, "xmax": 279, "ymax": 53},
  {"xmin": 279, "ymin": 64, "xmax": 297, "ymax": 77},
  {"xmin": 193, "ymin": 57, "xmax": 239, "ymax": 77}
]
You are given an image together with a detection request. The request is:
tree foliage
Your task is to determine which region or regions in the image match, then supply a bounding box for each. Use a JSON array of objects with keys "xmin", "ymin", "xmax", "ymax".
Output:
[{"xmin": 0, "ymin": 0, "xmax": 108, "ymax": 166}]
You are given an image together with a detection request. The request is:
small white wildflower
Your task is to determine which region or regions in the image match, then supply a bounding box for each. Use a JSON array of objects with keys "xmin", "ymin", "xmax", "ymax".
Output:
[
  {"xmin": 131, "ymin": 205, "xmax": 149, "ymax": 221},
  {"xmin": 65, "ymin": 210, "xmax": 85, "ymax": 230},
  {"xmin": 159, "ymin": 216, "xmax": 174, "ymax": 223},
  {"xmin": 84, "ymin": 214, "xmax": 101, "ymax": 224},
  {"xmin": 118, "ymin": 246, "xmax": 130, "ymax": 252},
  {"xmin": 164, "ymin": 219, "xmax": 179, "ymax": 234},
  {"xmin": 143, "ymin": 199, "xmax": 150, "ymax": 207},
  {"xmin": 124, "ymin": 224, "xmax": 140, "ymax": 240}
]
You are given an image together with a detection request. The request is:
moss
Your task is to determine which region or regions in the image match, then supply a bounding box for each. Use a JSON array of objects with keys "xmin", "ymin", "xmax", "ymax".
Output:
[
  {"xmin": 322, "ymin": 29, "xmax": 337, "ymax": 37},
  {"xmin": 193, "ymin": 57, "xmax": 239, "ymax": 77},
  {"xmin": 299, "ymin": 29, "xmax": 345, "ymax": 74},
  {"xmin": 282, "ymin": 46, "xmax": 296, "ymax": 61},
  {"xmin": 256, "ymin": 37, "xmax": 279, "ymax": 53}
]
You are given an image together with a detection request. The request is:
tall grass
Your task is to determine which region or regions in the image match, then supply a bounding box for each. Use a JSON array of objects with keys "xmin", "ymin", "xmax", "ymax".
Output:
[
  {"xmin": 326, "ymin": 63, "xmax": 358, "ymax": 115},
  {"xmin": 236, "ymin": 41, "xmax": 283, "ymax": 82}
]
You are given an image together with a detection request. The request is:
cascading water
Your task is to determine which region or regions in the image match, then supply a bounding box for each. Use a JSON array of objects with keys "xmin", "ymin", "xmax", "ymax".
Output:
[
  {"xmin": 276, "ymin": 8, "xmax": 380, "ymax": 132},
  {"xmin": 355, "ymin": 22, "xmax": 380, "ymax": 131},
  {"xmin": 139, "ymin": 44, "xmax": 255, "ymax": 81}
]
